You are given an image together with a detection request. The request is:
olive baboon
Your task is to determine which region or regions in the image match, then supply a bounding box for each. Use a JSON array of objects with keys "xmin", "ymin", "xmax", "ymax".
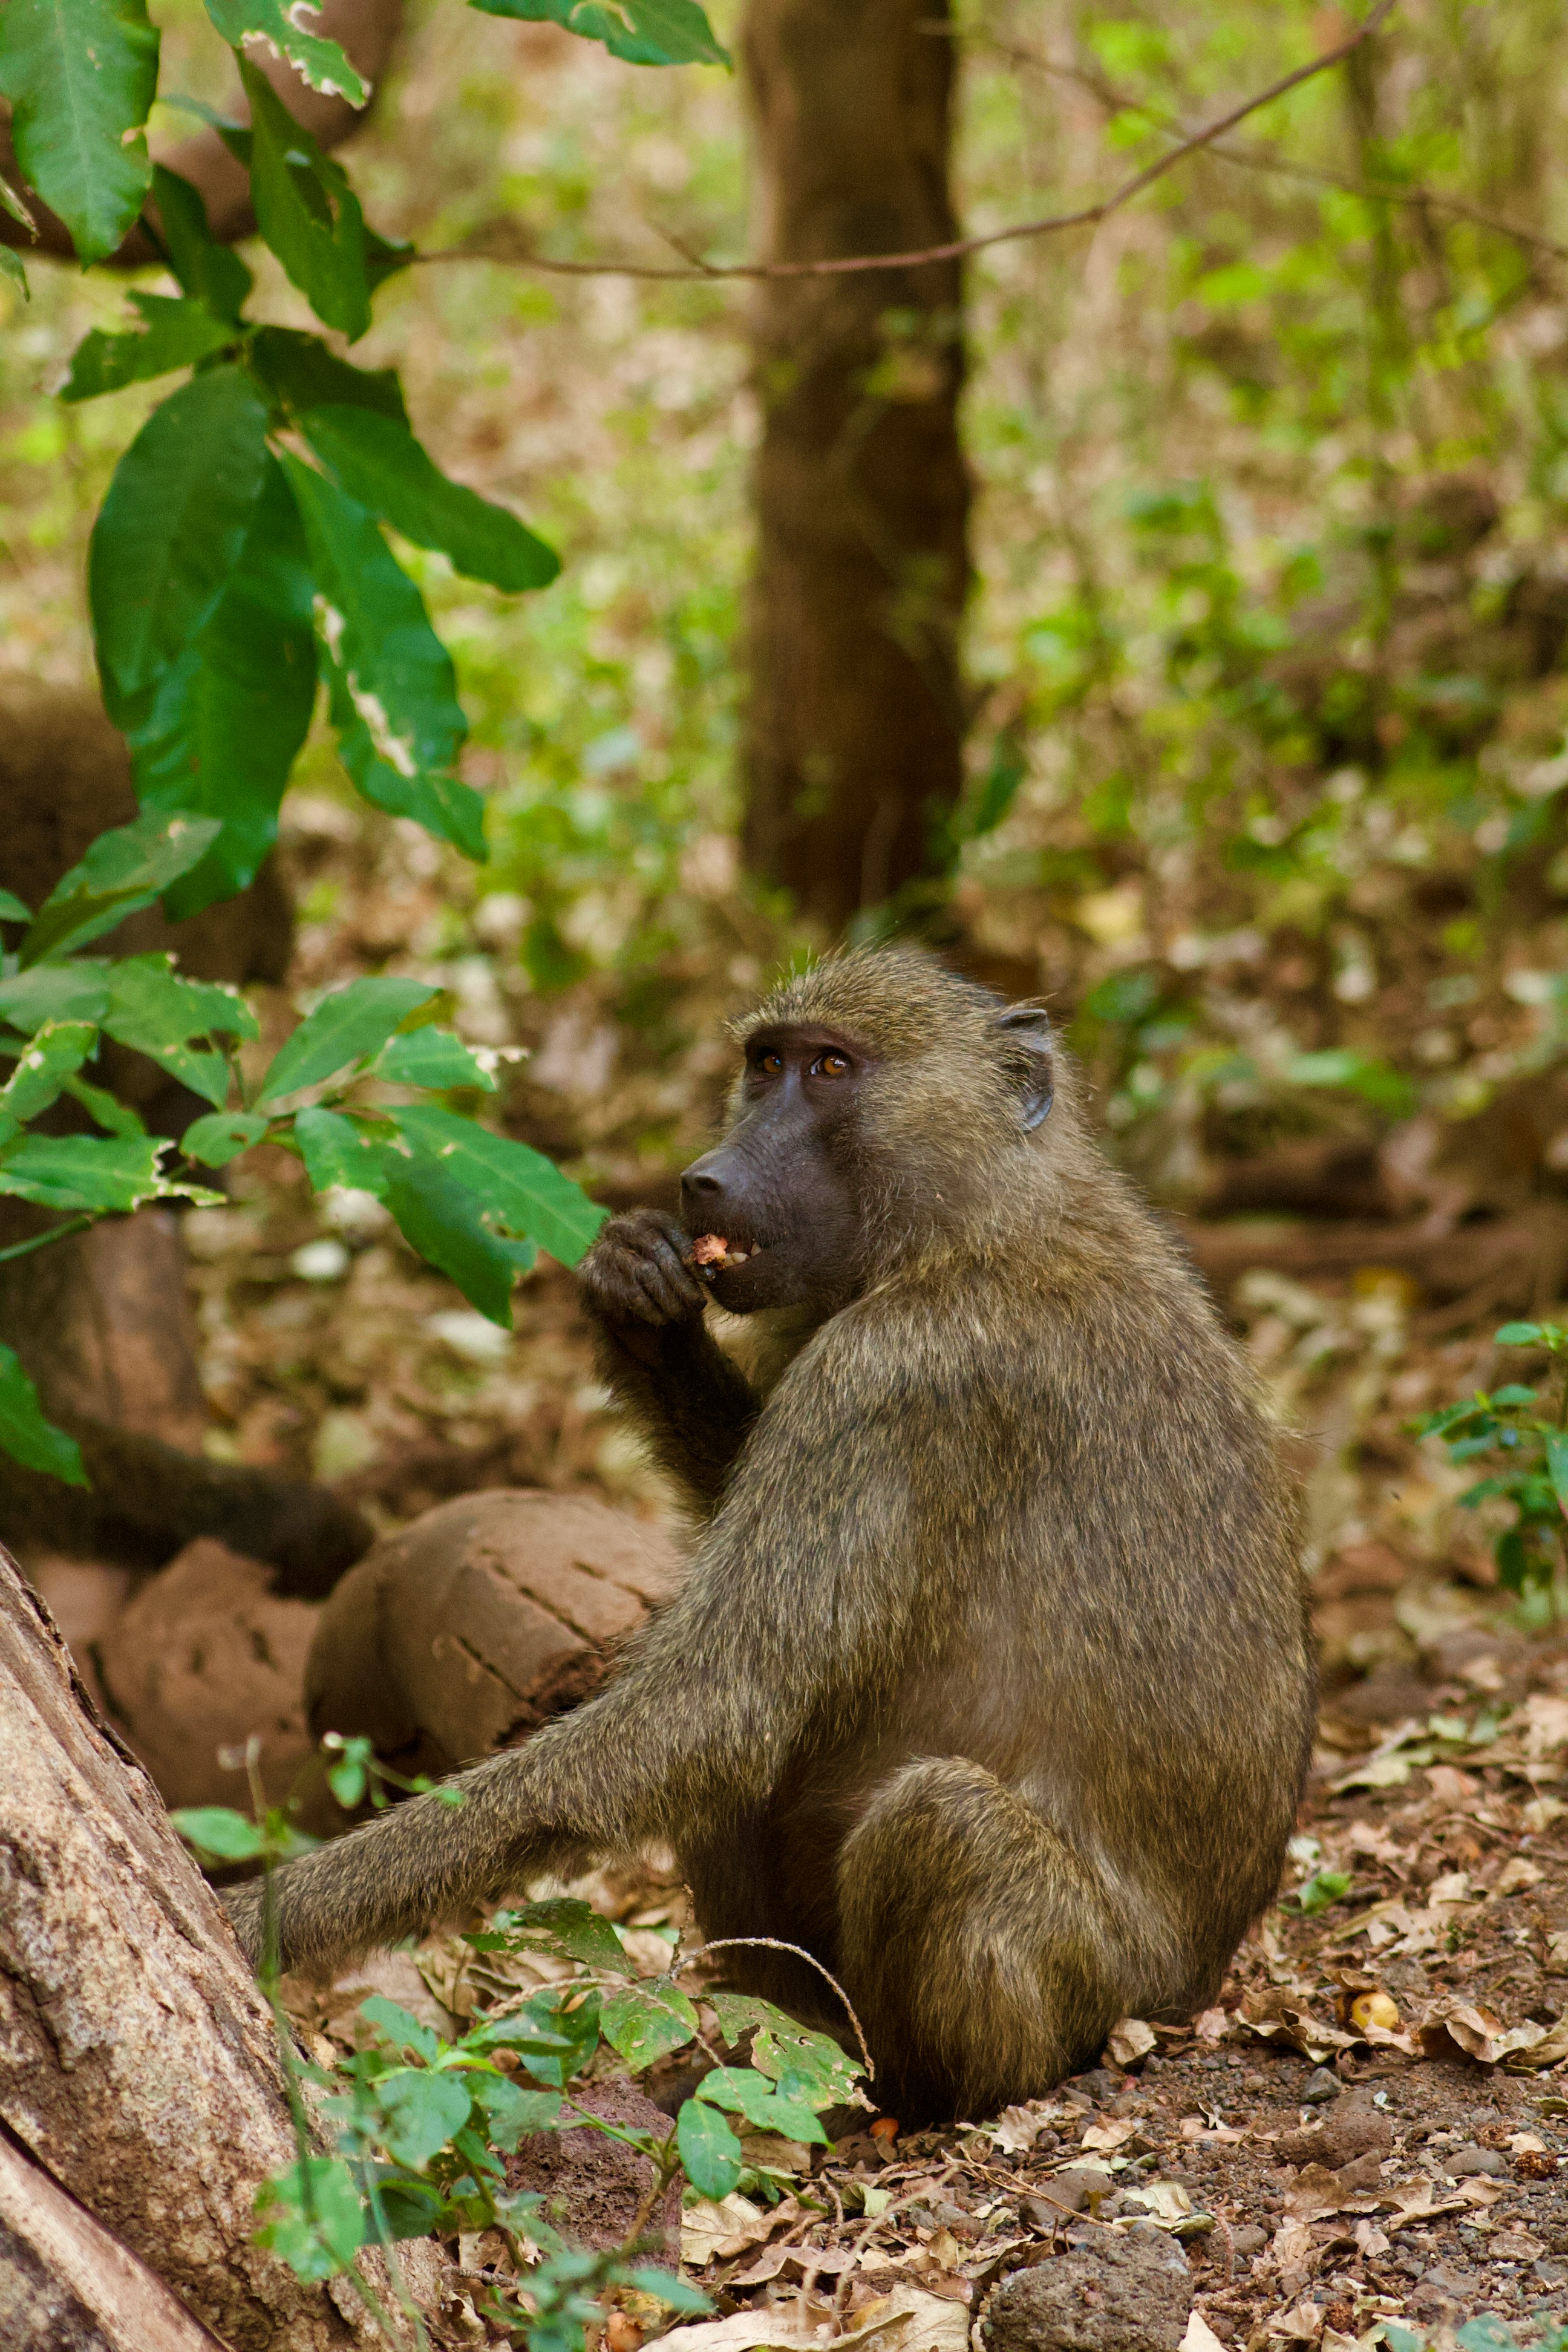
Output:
[{"xmin": 229, "ymin": 948, "xmax": 1314, "ymax": 2120}]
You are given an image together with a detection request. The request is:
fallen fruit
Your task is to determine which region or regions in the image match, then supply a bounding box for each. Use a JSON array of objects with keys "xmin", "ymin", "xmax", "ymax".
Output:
[
  {"xmin": 1350, "ymin": 1990, "xmax": 1402, "ymax": 2033},
  {"xmin": 869, "ymin": 2117, "xmax": 900, "ymax": 2146}
]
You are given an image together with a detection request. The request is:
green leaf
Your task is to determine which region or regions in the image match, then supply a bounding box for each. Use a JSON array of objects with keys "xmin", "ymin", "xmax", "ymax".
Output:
[
  {"xmin": 299, "ymin": 407, "xmax": 560, "ymax": 593},
  {"xmin": 182, "ymin": 1108, "xmax": 269, "ymax": 1168},
  {"xmin": 21, "ymin": 811, "xmax": 223, "ymax": 967},
  {"xmin": 485, "ymin": 1898, "xmax": 629, "ymax": 1970},
  {"xmin": 282, "ymin": 457, "xmax": 486, "ymax": 860},
  {"xmin": 258, "ymin": 977, "xmax": 439, "ymax": 1105},
  {"xmin": 694, "ymin": 2066, "xmax": 827, "ymax": 2145},
  {"xmin": 249, "ymin": 325, "xmax": 407, "ymax": 422},
  {"xmin": 1284, "ymin": 1050, "xmax": 1414, "ymax": 1119},
  {"xmin": 255, "ymin": 2155, "xmax": 366, "ymax": 2279},
  {"xmin": 676, "ymin": 2099, "xmax": 743, "ymax": 2200},
  {"xmin": 376, "ymin": 1027, "xmax": 497, "ymax": 1091},
  {"xmin": 203, "ymin": 0, "xmax": 369, "ymax": 106},
  {"xmin": 62, "ymin": 293, "xmax": 234, "ymax": 404},
  {"xmin": 292, "ymin": 1104, "xmax": 393, "ymax": 1192},
  {"xmin": 0, "ymin": 0, "xmax": 159, "ymax": 265},
  {"xmin": 629, "ymin": 2272, "xmax": 710, "ymax": 2314},
  {"xmin": 1547, "ymin": 1432, "xmax": 1568, "ymax": 1515},
  {"xmin": 359, "ymin": 1994, "xmax": 442, "ymax": 2063},
  {"xmin": 390, "ymin": 1106, "xmax": 606, "ymax": 1267},
  {"xmin": 380, "ymin": 1149, "xmax": 537, "ymax": 1326},
  {"xmin": 170, "ymin": 1805, "xmax": 266, "ymax": 1859},
  {"xmin": 64, "ymin": 1074, "xmax": 146, "ymax": 1138},
  {"xmin": 0, "ymin": 246, "xmax": 27, "ymax": 299},
  {"xmin": 101, "ymin": 956, "xmax": 256, "ymax": 1108},
  {"xmin": 1496, "ymin": 1322, "xmax": 1553, "ymax": 1348},
  {"xmin": 0, "ymin": 1342, "xmax": 87, "ymax": 1486},
  {"xmin": 90, "ymin": 366, "xmax": 271, "ymax": 704},
  {"xmin": 152, "ymin": 164, "xmax": 253, "ymax": 324},
  {"xmin": 124, "ymin": 456, "xmax": 318, "ymax": 920},
  {"xmin": 709, "ymin": 1995, "xmax": 864, "ymax": 2105},
  {"xmin": 469, "ymin": 0, "xmax": 729, "ymax": 70},
  {"xmin": 0, "ymin": 892, "xmax": 30, "ymax": 926},
  {"xmin": 241, "ymin": 60, "xmax": 371, "ymax": 339},
  {"xmin": 0, "ymin": 1023, "xmax": 96, "ymax": 1123},
  {"xmin": 1292, "ymin": 1869, "xmax": 1353, "ymax": 1915},
  {"xmin": 0, "ymin": 965, "xmax": 110, "ymax": 1034},
  {"xmin": 0, "ymin": 1132, "xmax": 219, "ymax": 1214},
  {"xmin": 469, "ymin": 1987, "xmax": 601, "ymax": 2088},
  {"xmin": 599, "ymin": 1983, "xmax": 700, "ymax": 2072},
  {"xmin": 470, "ymin": 2076, "xmax": 562, "ymax": 2151},
  {"xmin": 374, "ymin": 2067, "xmax": 473, "ymax": 2169}
]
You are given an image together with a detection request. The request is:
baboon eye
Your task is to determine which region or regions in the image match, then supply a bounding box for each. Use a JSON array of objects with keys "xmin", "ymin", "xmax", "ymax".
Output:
[
  {"xmin": 755, "ymin": 1050, "xmax": 783, "ymax": 1076},
  {"xmin": 813, "ymin": 1051, "xmax": 850, "ymax": 1078}
]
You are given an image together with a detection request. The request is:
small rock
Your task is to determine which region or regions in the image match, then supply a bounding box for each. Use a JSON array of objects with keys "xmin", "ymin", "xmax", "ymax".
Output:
[
  {"xmin": 1229, "ymin": 2226, "xmax": 1267, "ymax": 2258},
  {"xmin": 1026, "ymin": 2172, "xmax": 1107, "ymax": 2220},
  {"xmin": 1445, "ymin": 2146, "xmax": 1509, "ymax": 2179},
  {"xmin": 1301, "ymin": 2069, "xmax": 1341, "ymax": 2105},
  {"xmin": 1278, "ymin": 2097, "xmax": 1393, "ymax": 2171},
  {"xmin": 985, "ymin": 2225, "xmax": 1191, "ymax": 2352}
]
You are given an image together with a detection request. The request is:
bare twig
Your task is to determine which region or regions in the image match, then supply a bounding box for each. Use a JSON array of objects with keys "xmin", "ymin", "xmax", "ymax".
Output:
[{"xmin": 422, "ymin": 1, "xmax": 1397, "ymax": 285}]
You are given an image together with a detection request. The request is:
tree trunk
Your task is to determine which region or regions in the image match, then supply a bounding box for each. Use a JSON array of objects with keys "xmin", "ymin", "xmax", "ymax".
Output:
[
  {"xmin": 740, "ymin": 0, "xmax": 970, "ymax": 930},
  {"xmin": 0, "ymin": 1543, "xmax": 413, "ymax": 2348}
]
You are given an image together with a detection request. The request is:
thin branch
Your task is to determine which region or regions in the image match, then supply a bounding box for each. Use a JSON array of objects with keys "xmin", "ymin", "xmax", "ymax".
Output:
[
  {"xmin": 981, "ymin": 24, "xmax": 1568, "ymax": 266},
  {"xmin": 421, "ymin": 0, "xmax": 1399, "ymax": 285}
]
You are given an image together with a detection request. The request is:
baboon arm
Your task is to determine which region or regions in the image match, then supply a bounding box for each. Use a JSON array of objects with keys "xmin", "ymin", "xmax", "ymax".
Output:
[
  {"xmin": 228, "ymin": 1361, "xmax": 921, "ymax": 1978},
  {"xmin": 1, "ymin": 0, "xmax": 403, "ymax": 266},
  {"xmin": 593, "ymin": 1317, "xmax": 761, "ymax": 1515}
]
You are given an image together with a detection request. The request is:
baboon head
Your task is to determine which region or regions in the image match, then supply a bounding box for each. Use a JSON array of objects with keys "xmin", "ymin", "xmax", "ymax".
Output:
[{"xmin": 680, "ymin": 947, "xmax": 1059, "ymax": 1315}]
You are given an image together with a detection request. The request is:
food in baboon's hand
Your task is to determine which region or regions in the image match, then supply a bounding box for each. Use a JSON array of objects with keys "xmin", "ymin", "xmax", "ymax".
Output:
[
  {"xmin": 226, "ymin": 946, "xmax": 1314, "ymax": 2125},
  {"xmin": 688, "ymin": 1232, "xmax": 753, "ymax": 1272}
]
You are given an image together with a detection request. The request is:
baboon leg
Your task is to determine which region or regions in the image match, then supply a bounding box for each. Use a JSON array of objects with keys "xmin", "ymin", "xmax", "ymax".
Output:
[{"xmin": 836, "ymin": 1757, "xmax": 1138, "ymax": 2122}]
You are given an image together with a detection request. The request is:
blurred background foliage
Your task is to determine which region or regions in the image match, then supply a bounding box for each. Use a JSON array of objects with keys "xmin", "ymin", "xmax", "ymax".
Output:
[{"xmin": 5, "ymin": 0, "xmax": 1568, "ymax": 1205}]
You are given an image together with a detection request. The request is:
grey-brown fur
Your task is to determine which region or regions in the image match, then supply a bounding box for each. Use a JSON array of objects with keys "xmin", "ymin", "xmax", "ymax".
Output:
[{"xmin": 227, "ymin": 947, "xmax": 1314, "ymax": 2120}]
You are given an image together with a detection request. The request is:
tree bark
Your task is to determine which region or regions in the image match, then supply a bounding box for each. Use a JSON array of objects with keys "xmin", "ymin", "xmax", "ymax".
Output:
[
  {"xmin": 740, "ymin": 0, "xmax": 970, "ymax": 929},
  {"xmin": 0, "ymin": 1543, "xmax": 407, "ymax": 2348}
]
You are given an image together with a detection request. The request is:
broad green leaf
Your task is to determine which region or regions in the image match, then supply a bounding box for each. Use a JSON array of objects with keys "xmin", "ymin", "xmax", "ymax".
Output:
[
  {"xmin": 101, "ymin": 956, "xmax": 256, "ymax": 1108},
  {"xmin": 470, "ymin": 1987, "xmax": 601, "ymax": 2087},
  {"xmin": 249, "ymin": 325, "xmax": 407, "ymax": 422},
  {"xmin": 374, "ymin": 2068, "xmax": 472, "ymax": 2169},
  {"xmin": 381, "ymin": 1149, "xmax": 537, "ymax": 1325},
  {"xmin": 1284, "ymin": 1049, "xmax": 1414, "ymax": 1118},
  {"xmin": 376, "ymin": 1027, "xmax": 496, "ymax": 1092},
  {"xmin": 0, "ymin": 1023, "xmax": 96, "ymax": 1123},
  {"xmin": 293, "ymin": 1105, "xmax": 394, "ymax": 1194},
  {"xmin": 299, "ymin": 407, "xmax": 560, "ymax": 593},
  {"xmin": 470, "ymin": 0, "xmax": 729, "ymax": 70},
  {"xmin": 0, "ymin": 965, "xmax": 111, "ymax": 1034},
  {"xmin": 0, "ymin": 892, "xmax": 30, "ymax": 926},
  {"xmin": 241, "ymin": 61, "xmax": 371, "ymax": 339},
  {"xmin": 283, "ymin": 457, "xmax": 486, "ymax": 860},
  {"xmin": 0, "ymin": 0, "xmax": 159, "ymax": 265},
  {"xmin": 90, "ymin": 367, "xmax": 271, "ymax": 703},
  {"xmin": 477, "ymin": 1897, "xmax": 627, "ymax": 1970},
  {"xmin": 599, "ymin": 1983, "xmax": 699, "ymax": 2072},
  {"xmin": 694, "ymin": 2065, "xmax": 827, "ymax": 2145},
  {"xmin": 390, "ymin": 1106, "xmax": 605, "ymax": 1267},
  {"xmin": 0, "ymin": 246, "xmax": 26, "ymax": 298},
  {"xmin": 1547, "ymin": 1431, "xmax": 1568, "ymax": 1515},
  {"xmin": 125, "ymin": 456, "xmax": 318, "ymax": 919},
  {"xmin": 0, "ymin": 1343, "xmax": 87, "ymax": 1486},
  {"xmin": 710, "ymin": 1995, "xmax": 864, "ymax": 2105},
  {"xmin": 204, "ymin": 0, "xmax": 368, "ymax": 105},
  {"xmin": 152, "ymin": 164, "xmax": 252, "ymax": 324},
  {"xmin": 258, "ymin": 978, "xmax": 439, "ymax": 1105},
  {"xmin": 170, "ymin": 1805, "xmax": 266, "ymax": 1860},
  {"xmin": 676, "ymin": 2099, "xmax": 743, "ymax": 2200},
  {"xmin": 366, "ymin": 2174, "xmax": 445, "ymax": 2240},
  {"xmin": 359, "ymin": 1994, "xmax": 442, "ymax": 2063},
  {"xmin": 21, "ymin": 812, "xmax": 223, "ymax": 966},
  {"xmin": 62, "ymin": 293, "xmax": 234, "ymax": 403},
  {"xmin": 255, "ymin": 2155, "xmax": 366, "ymax": 2278},
  {"xmin": 1497, "ymin": 1322, "xmax": 1549, "ymax": 1347},
  {"xmin": 470, "ymin": 2075, "xmax": 561, "ymax": 2151},
  {"xmin": 64, "ymin": 1074, "xmax": 146, "ymax": 1138},
  {"xmin": 0, "ymin": 1131, "xmax": 214, "ymax": 1213},
  {"xmin": 181, "ymin": 1108, "xmax": 269, "ymax": 1168}
]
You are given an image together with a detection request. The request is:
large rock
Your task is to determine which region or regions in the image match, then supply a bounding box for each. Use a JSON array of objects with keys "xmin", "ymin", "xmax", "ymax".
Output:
[
  {"xmin": 305, "ymin": 1489, "xmax": 684, "ymax": 1768},
  {"xmin": 94, "ymin": 1540, "xmax": 318, "ymax": 1811},
  {"xmin": 984, "ymin": 2229, "xmax": 1192, "ymax": 2352}
]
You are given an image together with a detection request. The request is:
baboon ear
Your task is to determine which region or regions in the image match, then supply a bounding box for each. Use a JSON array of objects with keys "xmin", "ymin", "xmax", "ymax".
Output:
[{"xmin": 995, "ymin": 1004, "xmax": 1054, "ymax": 1131}]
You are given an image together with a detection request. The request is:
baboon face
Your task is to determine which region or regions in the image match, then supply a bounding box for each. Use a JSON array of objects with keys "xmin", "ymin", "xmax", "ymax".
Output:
[{"xmin": 680, "ymin": 1023, "xmax": 871, "ymax": 1316}]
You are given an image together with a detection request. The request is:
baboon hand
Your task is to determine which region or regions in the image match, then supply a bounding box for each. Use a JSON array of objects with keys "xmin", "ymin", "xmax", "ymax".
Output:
[{"xmin": 580, "ymin": 1208, "xmax": 709, "ymax": 1330}]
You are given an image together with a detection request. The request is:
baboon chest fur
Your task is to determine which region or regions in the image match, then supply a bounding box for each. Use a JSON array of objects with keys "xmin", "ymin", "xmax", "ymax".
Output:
[{"xmin": 231, "ymin": 949, "xmax": 1313, "ymax": 2120}]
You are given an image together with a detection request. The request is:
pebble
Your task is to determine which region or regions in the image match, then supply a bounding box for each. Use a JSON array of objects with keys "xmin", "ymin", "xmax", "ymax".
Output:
[
  {"xmin": 985, "ymin": 2227, "xmax": 1192, "ymax": 2352},
  {"xmin": 1301, "ymin": 2068, "xmax": 1341, "ymax": 2105},
  {"xmin": 1445, "ymin": 2146, "xmax": 1509, "ymax": 2179}
]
